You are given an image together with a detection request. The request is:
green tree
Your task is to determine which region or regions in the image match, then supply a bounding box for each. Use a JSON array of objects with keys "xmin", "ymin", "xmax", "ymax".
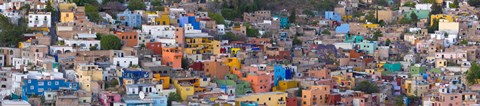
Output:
[
  {"xmin": 461, "ymin": 40, "xmax": 468, "ymax": 45},
  {"xmin": 469, "ymin": 0, "xmax": 480, "ymax": 7},
  {"xmin": 398, "ymin": 17, "xmax": 411, "ymax": 24},
  {"xmin": 151, "ymin": 0, "xmax": 164, "ymax": 11},
  {"xmin": 321, "ymin": 30, "xmax": 331, "ymax": 35},
  {"xmin": 289, "ymin": 10, "xmax": 296, "ymax": 23},
  {"xmin": 451, "ymin": 0, "xmax": 459, "ymax": 8},
  {"xmin": 223, "ymin": 32, "xmax": 241, "ymax": 41},
  {"xmin": 167, "ymin": 92, "xmax": 182, "ymax": 106},
  {"xmin": 394, "ymin": 96, "xmax": 405, "ymax": 106},
  {"xmin": 73, "ymin": 0, "xmax": 99, "ymax": 6},
  {"xmin": 85, "ymin": 4, "xmax": 102, "ymax": 23},
  {"xmin": 428, "ymin": 18, "xmax": 439, "ymax": 33},
  {"xmin": 127, "ymin": 0, "xmax": 146, "ymax": 10},
  {"xmin": 89, "ymin": 45, "xmax": 98, "ymax": 50},
  {"xmin": 365, "ymin": 11, "xmax": 377, "ymax": 23},
  {"xmin": 292, "ymin": 36, "xmax": 302, "ymax": 46},
  {"xmin": 208, "ymin": 12, "xmax": 225, "ymax": 24},
  {"xmin": 410, "ymin": 12, "xmax": 418, "ymax": 23},
  {"xmin": 354, "ymin": 81, "xmax": 380, "ymax": 94},
  {"xmin": 467, "ymin": 63, "xmax": 480, "ymax": 85},
  {"xmin": 373, "ymin": 30, "xmax": 383, "ymax": 41},
  {"xmin": 100, "ymin": 35, "xmax": 122, "ymax": 50},
  {"xmin": 385, "ymin": 39, "xmax": 391, "ymax": 46},
  {"xmin": 302, "ymin": 10, "xmax": 315, "ymax": 17},
  {"xmin": 221, "ymin": 8, "xmax": 237, "ymax": 20},
  {"xmin": 403, "ymin": 2, "xmax": 416, "ymax": 7},
  {"xmin": 0, "ymin": 15, "xmax": 27, "ymax": 47},
  {"xmin": 182, "ymin": 58, "xmax": 190, "ymax": 70},
  {"xmin": 246, "ymin": 27, "xmax": 259, "ymax": 37},
  {"xmin": 45, "ymin": 0, "xmax": 55, "ymax": 12},
  {"xmin": 431, "ymin": 3, "xmax": 443, "ymax": 14}
]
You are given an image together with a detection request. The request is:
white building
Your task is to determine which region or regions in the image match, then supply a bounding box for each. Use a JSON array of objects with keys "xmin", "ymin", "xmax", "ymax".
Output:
[
  {"xmin": 49, "ymin": 46, "xmax": 75, "ymax": 55},
  {"xmin": 141, "ymin": 25, "xmax": 177, "ymax": 44},
  {"xmin": 12, "ymin": 57, "xmax": 30, "ymax": 69},
  {"xmin": 334, "ymin": 43, "xmax": 354, "ymax": 50},
  {"xmin": 28, "ymin": 12, "xmax": 52, "ymax": 28},
  {"xmin": 216, "ymin": 24, "xmax": 225, "ymax": 35},
  {"xmin": 113, "ymin": 56, "xmax": 139, "ymax": 68},
  {"xmin": 415, "ymin": 3, "xmax": 432, "ymax": 11},
  {"xmin": 64, "ymin": 39, "xmax": 100, "ymax": 50},
  {"xmin": 126, "ymin": 84, "xmax": 160, "ymax": 95}
]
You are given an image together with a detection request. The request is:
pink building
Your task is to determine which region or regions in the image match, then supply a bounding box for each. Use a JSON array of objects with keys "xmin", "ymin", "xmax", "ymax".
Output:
[{"xmin": 98, "ymin": 91, "xmax": 122, "ymax": 106}]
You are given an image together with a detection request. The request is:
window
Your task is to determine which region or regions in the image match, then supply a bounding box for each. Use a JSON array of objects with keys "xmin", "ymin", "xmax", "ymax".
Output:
[
  {"xmin": 38, "ymin": 82, "xmax": 44, "ymax": 86},
  {"xmin": 55, "ymin": 81, "xmax": 59, "ymax": 85},
  {"xmin": 38, "ymin": 88, "xmax": 44, "ymax": 92},
  {"xmin": 48, "ymin": 82, "xmax": 51, "ymax": 85},
  {"xmin": 28, "ymin": 80, "xmax": 31, "ymax": 83},
  {"xmin": 30, "ymin": 86, "xmax": 34, "ymax": 89}
]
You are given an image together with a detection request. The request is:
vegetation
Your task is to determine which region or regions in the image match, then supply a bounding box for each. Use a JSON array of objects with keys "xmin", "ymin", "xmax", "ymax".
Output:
[
  {"xmin": 292, "ymin": 36, "xmax": 302, "ymax": 46},
  {"xmin": 73, "ymin": 0, "xmax": 99, "ymax": 6},
  {"xmin": 468, "ymin": 0, "xmax": 480, "ymax": 7},
  {"xmin": 372, "ymin": 30, "xmax": 383, "ymax": 41},
  {"xmin": 167, "ymin": 92, "xmax": 182, "ymax": 106},
  {"xmin": 385, "ymin": 39, "xmax": 391, "ymax": 46},
  {"xmin": 151, "ymin": 0, "xmax": 164, "ymax": 11},
  {"xmin": 100, "ymin": 35, "xmax": 122, "ymax": 50},
  {"xmin": 182, "ymin": 58, "xmax": 190, "ymax": 70},
  {"xmin": 104, "ymin": 79, "xmax": 119, "ymax": 89},
  {"xmin": 222, "ymin": 32, "xmax": 242, "ymax": 41},
  {"xmin": 89, "ymin": 46, "xmax": 98, "ymax": 50},
  {"xmin": 428, "ymin": 18, "xmax": 439, "ymax": 33},
  {"xmin": 410, "ymin": 12, "xmax": 418, "ymax": 23},
  {"xmin": 461, "ymin": 40, "xmax": 468, "ymax": 45},
  {"xmin": 208, "ymin": 12, "xmax": 225, "ymax": 24},
  {"xmin": 321, "ymin": 30, "xmax": 331, "ymax": 35},
  {"xmin": 127, "ymin": 0, "xmax": 146, "ymax": 10},
  {"xmin": 85, "ymin": 4, "xmax": 102, "ymax": 23},
  {"xmin": 450, "ymin": 0, "xmax": 459, "ymax": 8},
  {"xmin": 289, "ymin": 10, "xmax": 296, "ymax": 23},
  {"xmin": 354, "ymin": 81, "xmax": 380, "ymax": 94},
  {"xmin": 430, "ymin": 3, "xmax": 443, "ymax": 14},
  {"xmin": 403, "ymin": 2, "xmax": 416, "ymax": 7},
  {"xmin": 467, "ymin": 63, "xmax": 480, "ymax": 85},
  {"xmin": 0, "ymin": 15, "xmax": 27, "ymax": 47},
  {"xmin": 302, "ymin": 10, "xmax": 315, "ymax": 17}
]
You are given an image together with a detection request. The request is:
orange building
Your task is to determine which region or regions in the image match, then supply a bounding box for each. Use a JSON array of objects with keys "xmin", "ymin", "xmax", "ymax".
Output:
[
  {"xmin": 203, "ymin": 60, "xmax": 230, "ymax": 79},
  {"xmin": 116, "ymin": 31, "xmax": 138, "ymax": 47},
  {"xmin": 174, "ymin": 27, "xmax": 185, "ymax": 47},
  {"xmin": 146, "ymin": 42, "xmax": 162, "ymax": 55},
  {"xmin": 306, "ymin": 67, "xmax": 331, "ymax": 79},
  {"xmin": 161, "ymin": 47, "xmax": 183, "ymax": 69},
  {"xmin": 242, "ymin": 73, "xmax": 272, "ymax": 93},
  {"xmin": 302, "ymin": 85, "xmax": 331, "ymax": 106}
]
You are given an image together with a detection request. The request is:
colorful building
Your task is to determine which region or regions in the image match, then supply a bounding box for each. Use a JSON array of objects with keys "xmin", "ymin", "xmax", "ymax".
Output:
[
  {"xmin": 235, "ymin": 92, "xmax": 288, "ymax": 106},
  {"xmin": 22, "ymin": 79, "xmax": 79, "ymax": 96},
  {"xmin": 179, "ymin": 16, "xmax": 200, "ymax": 29},
  {"xmin": 184, "ymin": 33, "xmax": 221, "ymax": 55},
  {"xmin": 345, "ymin": 35, "xmax": 364, "ymax": 43},
  {"xmin": 223, "ymin": 58, "xmax": 241, "ymax": 72},
  {"xmin": 273, "ymin": 65, "xmax": 292, "ymax": 86},
  {"xmin": 383, "ymin": 63, "xmax": 402, "ymax": 71},
  {"xmin": 410, "ymin": 64, "xmax": 426, "ymax": 74},
  {"xmin": 357, "ymin": 41, "xmax": 378, "ymax": 54},
  {"xmin": 215, "ymin": 74, "xmax": 254, "ymax": 95},
  {"xmin": 325, "ymin": 11, "xmax": 342, "ymax": 22},
  {"xmin": 302, "ymin": 85, "xmax": 331, "ymax": 106},
  {"xmin": 161, "ymin": 47, "xmax": 183, "ymax": 69},
  {"xmin": 155, "ymin": 14, "xmax": 170, "ymax": 25},
  {"xmin": 121, "ymin": 68, "xmax": 150, "ymax": 84},
  {"xmin": 146, "ymin": 42, "xmax": 162, "ymax": 55},
  {"xmin": 272, "ymin": 80, "xmax": 299, "ymax": 92},
  {"xmin": 203, "ymin": 60, "xmax": 230, "ymax": 79},
  {"xmin": 404, "ymin": 10, "xmax": 430, "ymax": 19},
  {"xmin": 117, "ymin": 10, "xmax": 142, "ymax": 28},
  {"xmin": 116, "ymin": 31, "xmax": 138, "ymax": 47},
  {"xmin": 430, "ymin": 14, "xmax": 455, "ymax": 26}
]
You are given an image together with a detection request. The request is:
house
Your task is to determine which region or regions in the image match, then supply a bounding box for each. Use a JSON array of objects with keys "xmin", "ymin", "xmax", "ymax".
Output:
[
  {"xmin": 98, "ymin": 91, "xmax": 122, "ymax": 106},
  {"xmin": 116, "ymin": 31, "xmax": 138, "ymax": 47},
  {"xmin": 273, "ymin": 65, "xmax": 293, "ymax": 86},
  {"xmin": 325, "ymin": 11, "xmax": 342, "ymax": 22},
  {"xmin": 28, "ymin": 12, "xmax": 52, "ymax": 28},
  {"xmin": 356, "ymin": 41, "xmax": 378, "ymax": 54},
  {"xmin": 438, "ymin": 19, "xmax": 460, "ymax": 34},
  {"xmin": 203, "ymin": 60, "xmax": 230, "ymax": 79},
  {"xmin": 117, "ymin": 10, "xmax": 142, "ymax": 28},
  {"xmin": 161, "ymin": 47, "xmax": 182, "ymax": 69},
  {"xmin": 335, "ymin": 24, "xmax": 350, "ymax": 34},
  {"xmin": 272, "ymin": 80, "xmax": 299, "ymax": 92},
  {"xmin": 155, "ymin": 14, "xmax": 170, "ymax": 25},
  {"xmin": 178, "ymin": 16, "xmax": 200, "ymax": 29},
  {"xmin": 113, "ymin": 55, "xmax": 139, "ymax": 68},
  {"xmin": 430, "ymin": 14, "xmax": 455, "ymax": 26},
  {"xmin": 126, "ymin": 84, "xmax": 159, "ymax": 95},
  {"xmin": 215, "ymin": 74, "xmax": 254, "ymax": 95},
  {"xmin": 243, "ymin": 10, "xmax": 271, "ymax": 23},
  {"xmin": 302, "ymin": 85, "xmax": 331, "ymax": 106},
  {"xmin": 235, "ymin": 92, "xmax": 287, "ymax": 106},
  {"xmin": 121, "ymin": 68, "xmax": 150, "ymax": 84},
  {"xmin": 22, "ymin": 74, "xmax": 79, "ymax": 96},
  {"xmin": 404, "ymin": 10, "xmax": 430, "ymax": 19}
]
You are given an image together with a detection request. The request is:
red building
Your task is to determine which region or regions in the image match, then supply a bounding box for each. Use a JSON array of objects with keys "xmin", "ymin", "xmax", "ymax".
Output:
[{"xmin": 146, "ymin": 42, "xmax": 162, "ymax": 55}]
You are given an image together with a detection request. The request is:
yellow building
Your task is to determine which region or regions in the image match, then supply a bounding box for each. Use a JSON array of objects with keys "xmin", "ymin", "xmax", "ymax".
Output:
[
  {"xmin": 76, "ymin": 64, "xmax": 103, "ymax": 81},
  {"xmin": 235, "ymin": 92, "xmax": 288, "ymax": 106},
  {"xmin": 78, "ymin": 75, "xmax": 92, "ymax": 91},
  {"xmin": 184, "ymin": 34, "xmax": 221, "ymax": 55},
  {"xmin": 153, "ymin": 74, "xmax": 171, "ymax": 89},
  {"xmin": 363, "ymin": 23, "xmax": 380, "ymax": 28},
  {"xmin": 404, "ymin": 79, "xmax": 429, "ymax": 96},
  {"xmin": 60, "ymin": 11, "xmax": 75, "ymax": 23},
  {"xmin": 435, "ymin": 59, "xmax": 447, "ymax": 68},
  {"xmin": 231, "ymin": 48, "xmax": 241, "ymax": 55},
  {"xmin": 173, "ymin": 78, "xmax": 201, "ymax": 100},
  {"xmin": 272, "ymin": 80, "xmax": 300, "ymax": 92},
  {"xmin": 223, "ymin": 58, "xmax": 241, "ymax": 71},
  {"xmin": 155, "ymin": 14, "xmax": 170, "ymax": 25},
  {"xmin": 59, "ymin": 3, "xmax": 76, "ymax": 23},
  {"xmin": 430, "ymin": 14, "xmax": 455, "ymax": 26}
]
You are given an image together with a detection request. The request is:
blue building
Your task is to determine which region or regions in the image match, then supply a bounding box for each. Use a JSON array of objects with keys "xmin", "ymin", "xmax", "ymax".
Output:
[
  {"xmin": 357, "ymin": 41, "xmax": 378, "ymax": 54},
  {"xmin": 22, "ymin": 79, "xmax": 79, "ymax": 96},
  {"xmin": 240, "ymin": 101, "xmax": 259, "ymax": 106},
  {"xmin": 273, "ymin": 65, "xmax": 292, "ymax": 86},
  {"xmin": 325, "ymin": 11, "xmax": 342, "ymax": 22},
  {"xmin": 345, "ymin": 35, "xmax": 364, "ymax": 43},
  {"xmin": 121, "ymin": 68, "xmax": 150, "ymax": 84},
  {"xmin": 117, "ymin": 10, "xmax": 142, "ymax": 28},
  {"xmin": 178, "ymin": 16, "xmax": 200, "ymax": 29},
  {"xmin": 274, "ymin": 16, "xmax": 289, "ymax": 28},
  {"xmin": 335, "ymin": 23, "xmax": 350, "ymax": 34}
]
